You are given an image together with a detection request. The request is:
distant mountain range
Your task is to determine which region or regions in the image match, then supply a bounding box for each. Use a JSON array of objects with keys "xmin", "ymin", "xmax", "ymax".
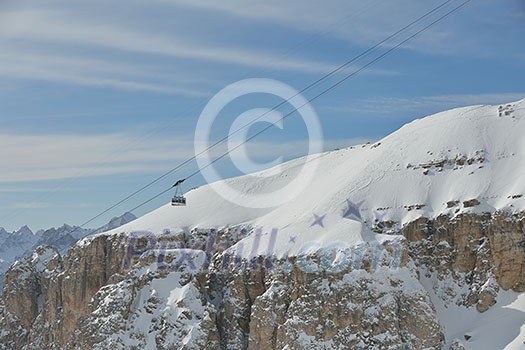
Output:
[{"xmin": 0, "ymin": 212, "xmax": 136, "ymax": 289}]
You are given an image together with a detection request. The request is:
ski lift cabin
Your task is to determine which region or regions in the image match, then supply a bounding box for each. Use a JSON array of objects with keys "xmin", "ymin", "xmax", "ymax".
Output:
[
  {"xmin": 171, "ymin": 179, "xmax": 187, "ymax": 206},
  {"xmin": 172, "ymin": 195, "xmax": 186, "ymax": 206}
]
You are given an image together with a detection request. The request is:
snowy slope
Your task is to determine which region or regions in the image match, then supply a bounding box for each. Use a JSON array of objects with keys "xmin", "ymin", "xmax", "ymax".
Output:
[
  {"xmin": 421, "ymin": 276, "xmax": 525, "ymax": 349},
  {"xmin": 78, "ymin": 99, "xmax": 525, "ymax": 350},
  {"xmin": 89, "ymin": 99, "xmax": 525, "ymax": 256}
]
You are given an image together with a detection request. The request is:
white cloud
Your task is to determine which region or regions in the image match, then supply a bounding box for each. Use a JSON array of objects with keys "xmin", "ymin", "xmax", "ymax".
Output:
[
  {"xmin": 163, "ymin": 0, "xmax": 467, "ymax": 54},
  {"xmin": 0, "ymin": 132, "xmax": 194, "ymax": 182},
  {"xmin": 0, "ymin": 186, "xmax": 71, "ymax": 192},
  {"xmin": 0, "ymin": 9, "xmax": 343, "ymax": 74},
  {"xmin": 0, "ymin": 5, "xmax": 400, "ymax": 96},
  {"xmin": 11, "ymin": 202, "xmax": 52, "ymax": 209},
  {"xmin": 0, "ymin": 129, "xmax": 369, "ymax": 183},
  {"xmin": 165, "ymin": 0, "xmax": 525, "ymax": 58},
  {"xmin": 0, "ymin": 46, "xmax": 210, "ymax": 96},
  {"xmin": 0, "ymin": 110, "xmax": 131, "ymax": 123},
  {"xmin": 326, "ymin": 93, "xmax": 525, "ymax": 115}
]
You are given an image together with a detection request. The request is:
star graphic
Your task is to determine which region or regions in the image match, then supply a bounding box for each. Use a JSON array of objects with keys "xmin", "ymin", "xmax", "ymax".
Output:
[
  {"xmin": 288, "ymin": 235, "xmax": 297, "ymax": 243},
  {"xmin": 373, "ymin": 210, "xmax": 387, "ymax": 223},
  {"xmin": 342, "ymin": 199, "xmax": 364, "ymax": 221},
  {"xmin": 310, "ymin": 213, "xmax": 326, "ymax": 228}
]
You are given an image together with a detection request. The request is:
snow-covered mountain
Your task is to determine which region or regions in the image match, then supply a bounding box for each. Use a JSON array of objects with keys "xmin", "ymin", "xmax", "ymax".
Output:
[
  {"xmin": 92, "ymin": 101, "xmax": 524, "ymax": 242},
  {"xmin": 0, "ymin": 100, "xmax": 524, "ymax": 349},
  {"xmin": 0, "ymin": 225, "xmax": 40, "ymax": 266},
  {"xmin": 0, "ymin": 212, "xmax": 136, "ymax": 289}
]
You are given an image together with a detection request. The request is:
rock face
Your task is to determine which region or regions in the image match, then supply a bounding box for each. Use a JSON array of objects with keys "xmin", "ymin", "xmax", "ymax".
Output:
[
  {"xmin": 246, "ymin": 266, "xmax": 442, "ymax": 349},
  {"xmin": 66, "ymin": 236, "xmax": 442, "ymax": 350},
  {"xmin": 58, "ymin": 233, "xmax": 128, "ymax": 345},
  {"xmin": 1, "ymin": 210, "xmax": 523, "ymax": 349},
  {"xmin": 399, "ymin": 211, "xmax": 525, "ymax": 312},
  {"xmin": 0, "ymin": 212, "xmax": 137, "ymax": 291},
  {"xmin": 0, "ymin": 246, "xmax": 63, "ymax": 349},
  {"xmin": 0, "ymin": 234, "xmax": 128, "ymax": 349}
]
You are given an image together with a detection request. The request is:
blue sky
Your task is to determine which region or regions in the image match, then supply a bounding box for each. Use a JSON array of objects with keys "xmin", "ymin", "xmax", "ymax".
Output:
[{"xmin": 0, "ymin": 0, "xmax": 524, "ymax": 231}]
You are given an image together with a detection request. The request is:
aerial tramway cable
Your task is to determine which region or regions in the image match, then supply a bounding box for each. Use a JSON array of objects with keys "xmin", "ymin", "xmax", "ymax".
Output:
[
  {"xmin": 127, "ymin": 0, "xmax": 473, "ymax": 215},
  {"xmin": 38, "ymin": 0, "xmax": 471, "ymax": 252},
  {"xmin": 54, "ymin": 0, "xmax": 462, "ymax": 229}
]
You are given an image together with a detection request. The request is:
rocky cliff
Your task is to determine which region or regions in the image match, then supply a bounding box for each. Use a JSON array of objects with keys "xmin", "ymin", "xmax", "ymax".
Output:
[
  {"xmin": 0, "ymin": 213, "xmax": 137, "ymax": 291},
  {"xmin": 0, "ymin": 209, "xmax": 523, "ymax": 349}
]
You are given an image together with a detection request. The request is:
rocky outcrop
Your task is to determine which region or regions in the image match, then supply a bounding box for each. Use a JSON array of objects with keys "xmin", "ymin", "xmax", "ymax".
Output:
[
  {"xmin": 0, "ymin": 246, "xmax": 62, "ymax": 349},
  {"xmin": 0, "ymin": 234, "xmax": 128, "ymax": 349},
  {"xmin": 0, "ymin": 211, "xmax": 524, "ymax": 349},
  {"xmin": 247, "ymin": 265, "xmax": 442, "ymax": 349},
  {"xmin": 58, "ymin": 237, "xmax": 442, "ymax": 350},
  {"xmin": 399, "ymin": 211, "xmax": 525, "ymax": 312},
  {"xmin": 58, "ymin": 233, "xmax": 128, "ymax": 345}
]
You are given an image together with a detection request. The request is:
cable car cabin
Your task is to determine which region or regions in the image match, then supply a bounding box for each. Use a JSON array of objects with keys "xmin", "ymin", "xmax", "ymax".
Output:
[
  {"xmin": 171, "ymin": 178, "xmax": 187, "ymax": 206},
  {"xmin": 171, "ymin": 195, "xmax": 186, "ymax": 206}
]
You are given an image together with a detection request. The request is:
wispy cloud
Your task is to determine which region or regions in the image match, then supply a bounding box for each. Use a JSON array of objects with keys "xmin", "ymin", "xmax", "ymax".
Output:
[
  {"xmin": 0, "ymin": 132, "xmax": 193, "ymax": 182},
  {"xmin": 0, "ymin": 9, "xmax": 343, "ymax": 74},
  {"xmin": 165, "ymin": 0, "xmax": 525, "ymax": 58},
  {"xmin": 0, "ymin": 110, "xmax": 131, "ymax": 123},
  {"xmin": 164, "ymin": 0, "xmax": 468, "ymax": 55},
  {"xmin": 0, "ymin": 6, "xmax": 399, "ymax": 96},
  {"xmin": 326, "ymin": 92, "xmax": 525, "ymax": 115},
  {"xmin": 0, "ymin": 46, "xmax": 210, "ymax": 96},
  {"xmin": 0, "ymin": 129, "xmax": 370, "ymax": 183},
  {"xmin": 11, "ymin": 202, "xmax": 52, "ymax": 209},
  {"xmin": 0, "ymin": 186, "xmax": 72, "ymax": 193}
]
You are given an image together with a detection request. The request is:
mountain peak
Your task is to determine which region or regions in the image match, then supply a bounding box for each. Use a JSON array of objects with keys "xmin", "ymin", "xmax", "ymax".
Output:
[{"xmin": 14, "ymin": 225, "xmax": 33, "ymax": 236}]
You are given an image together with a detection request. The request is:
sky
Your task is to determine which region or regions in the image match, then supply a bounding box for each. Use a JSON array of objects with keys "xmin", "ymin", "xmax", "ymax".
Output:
[{"xmin": 0, "ymin": 0, "xmax": 524, "ymax": 231}]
